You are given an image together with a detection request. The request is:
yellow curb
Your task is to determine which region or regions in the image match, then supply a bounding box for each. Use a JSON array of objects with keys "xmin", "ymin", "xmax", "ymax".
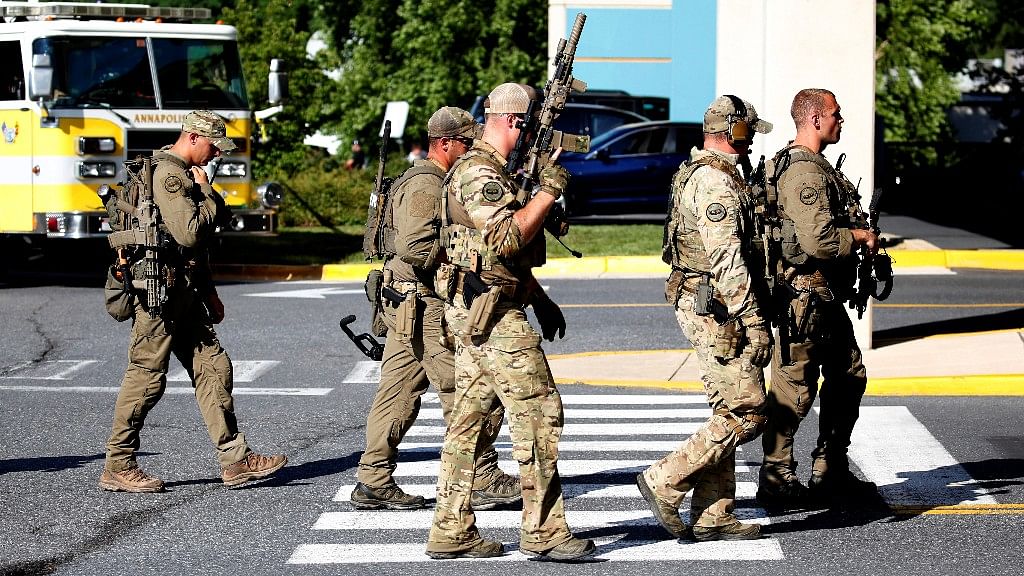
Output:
[
  {"xmin": 322, "ymin": 263, "xmax": 378, "ymax": 281},
  {"xmin": 891, "ymin": 504, "xmax": 1024, "ymax": 516},
  {"xmin": 316, "ymin": 249, "xmax": 1024, "ymax": 280}
]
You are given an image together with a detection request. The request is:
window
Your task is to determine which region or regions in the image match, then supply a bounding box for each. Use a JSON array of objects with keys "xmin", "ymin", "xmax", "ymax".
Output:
[
  {"xmin": 41, "ymin": 36, "xmax": 156, "ymax": 108},
  {"xmin": 0, "ymin": 41, "xmax": 25, "ymax": 100},
  {"xmin": 152, "ymin": 39, "xmax": 248, "ymax": 108}
]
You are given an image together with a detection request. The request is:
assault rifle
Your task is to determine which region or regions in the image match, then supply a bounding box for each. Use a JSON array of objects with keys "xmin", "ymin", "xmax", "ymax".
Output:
[
  {"xmin": 138, "ymin": 156, "xmax": 164, "ymax": 317},
  {"xmin": 835, "ymin": 154, "xmax": 894, "ymax": 319},
  {"xmin": 362, "ymin": 120, "xmax": 393, "ymax": 260},
  {"xmin": 505, "ymin": 12, "xmax": 590, "ymax": 257}
]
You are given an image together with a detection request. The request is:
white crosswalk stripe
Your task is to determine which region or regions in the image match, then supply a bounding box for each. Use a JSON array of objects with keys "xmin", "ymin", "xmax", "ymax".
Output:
[{"xmin": 287, "ymin": 392, "xmax": 780, "ymax": 564}]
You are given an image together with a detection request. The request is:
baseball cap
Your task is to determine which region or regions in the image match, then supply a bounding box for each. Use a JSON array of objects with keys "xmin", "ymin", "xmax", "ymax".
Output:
[
  {"xmin": 182, "ymin": 110, "xmax": 237, "ymax": 152},
  {"xmin": 703, "ymin": 95, "xmax": 773, "ymax": 135},
  {"xmin": 427, "ymin": 106, "xmax": 482, "ymax": 138},
  {"xmin": 485, "ymin": 83, "xmax": 537, "ymax": 115}
]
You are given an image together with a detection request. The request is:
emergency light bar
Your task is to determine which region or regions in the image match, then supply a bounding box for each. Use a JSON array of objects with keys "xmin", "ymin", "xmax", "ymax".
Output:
[{"xmin": 0, "ymin": 2, "xmax": 211, "ymax": 21}]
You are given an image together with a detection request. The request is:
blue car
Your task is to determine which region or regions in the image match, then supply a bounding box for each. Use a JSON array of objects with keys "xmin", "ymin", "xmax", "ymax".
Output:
[{"xmin": 558, "ymin": 121, "xmax": 703, "ymax": 216}]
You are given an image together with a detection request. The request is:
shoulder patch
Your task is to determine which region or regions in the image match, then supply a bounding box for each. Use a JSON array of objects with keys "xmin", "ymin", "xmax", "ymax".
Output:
[
  {"xmin": 799, "ymin": 186, "xmax": 819, "ymax": 205},
  {"xmin": 705, "ymin": 202, "xmax": 727, "ymax": 222},
  {"xmin": 481, "ymin": 181, "xmax": 504, "ymax": 202},
  {"xmin": 408, "ymin": 190, "xmax": 436, "ymax": 219},
  {"xmin": 163, "ymin": 174, "xmax": 183, "ymax": 194}
]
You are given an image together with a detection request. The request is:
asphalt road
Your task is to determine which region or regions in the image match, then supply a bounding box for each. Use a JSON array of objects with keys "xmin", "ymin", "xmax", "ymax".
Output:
[{"xmin": 1, "ymin": 270, "xmax": 1022, "ymax": 575}]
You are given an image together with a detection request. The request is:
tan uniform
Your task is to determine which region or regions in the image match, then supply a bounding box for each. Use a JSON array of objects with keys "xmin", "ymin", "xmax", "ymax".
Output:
[
  {"xmin": 105, "ymin": 147, "xmax": 250, "ymax": 472},
  {"xmin": 426, "ymin": 141, "xmax": 573, "ymax": 555},
  {"xmin": 356, "ymin": 159, "xmax": 505, "ymax": 490},
  {"xmin": 645, "ymin": 147, "xmax": 768, "ymax": 527},
  {"xmin": 760, "ymin": 145, "xmax": 868, "ymax": 484}
]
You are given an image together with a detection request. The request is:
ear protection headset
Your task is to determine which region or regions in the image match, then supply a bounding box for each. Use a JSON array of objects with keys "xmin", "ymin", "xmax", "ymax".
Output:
[{"xmin": 724, "ymin": 94, "xmax": 751, "ymax": 145}]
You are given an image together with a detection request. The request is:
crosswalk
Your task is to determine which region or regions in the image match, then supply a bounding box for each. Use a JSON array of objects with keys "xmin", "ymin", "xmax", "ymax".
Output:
[{"xmin": 288, "ymin": 392, "xmax": 784, "ymax": 564}]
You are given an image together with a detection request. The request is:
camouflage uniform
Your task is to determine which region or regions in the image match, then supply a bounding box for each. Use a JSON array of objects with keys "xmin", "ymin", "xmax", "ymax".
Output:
[
  {"xmin": 105, "ymin": 147, "xmax": 252, "ymax": 473},
  {"xmin": 760, "ymin": 144, "xmax": 868, "ymax": 489},
  {"xmin": 356, "ymin": 158, "xmax": 507, "ymax": 494},
  {"xmin": 426, "ymin": 139, "xmax": 573, "ymax": 555},
  {"xmin": 643, "ymin": 146, "xmax": 769, "ymax": 529}
]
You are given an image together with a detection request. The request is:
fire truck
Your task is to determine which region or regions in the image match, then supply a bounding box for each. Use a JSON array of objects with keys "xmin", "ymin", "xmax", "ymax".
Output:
[{"xmin": 0, "ymin": 1, "xmax": 285, "ymax": 246}]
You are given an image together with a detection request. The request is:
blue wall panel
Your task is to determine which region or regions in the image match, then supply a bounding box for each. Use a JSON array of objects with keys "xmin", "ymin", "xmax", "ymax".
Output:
[
  {"xmin": 671, "ymin": 0, "xmax": 717, "ymax": 122},
  {"xmin": 573, "ymin": 62, "xmax": 674, "ymax": 98},
  {"xmin": 566, "ymin": 9, "xmax": 672, "ymax": 59}
]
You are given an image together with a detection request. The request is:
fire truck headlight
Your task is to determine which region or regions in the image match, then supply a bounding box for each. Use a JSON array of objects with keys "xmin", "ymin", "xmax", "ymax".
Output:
[
  {"xmin": 258, "ymin": 181, "xmax": 284, "ymax": 208},
  {"xmin": 77, "ymin": 137, "xmax": 117, "ymax": 154},
  {"xmin": 215, "ymin": 161, "xmax": 247, "ymax": 178},
  {"xmin": 78, "ymin": 161, "xmax": 117, "ymax": 178}
]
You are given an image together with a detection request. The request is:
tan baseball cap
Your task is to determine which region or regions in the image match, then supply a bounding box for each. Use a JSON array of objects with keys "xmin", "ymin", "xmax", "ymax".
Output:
[
  {"xmin": 703, "ymin": 95, "xmax": 772, "ymax": 135},
  {"xmin": 182, "ymin": 110, "xmax": 237, "ymax": 152},
  {"xmin": 427, "ymin": 106, "xmax": 482, "ymax": 138},
  {"xmin": 485, "ymin": 83, "xmax": 537, "ymax": 115}
]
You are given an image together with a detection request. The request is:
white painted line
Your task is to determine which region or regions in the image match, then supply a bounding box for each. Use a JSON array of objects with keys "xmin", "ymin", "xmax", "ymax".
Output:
[
  {"xmin": 393, "ymin": 459, "xmax": 753, "ymax": 477},
  {"xmin": 167, "ymin": 360, "xmax": 280, "ymax": 383},
  {"xmin": 892, "ymin": 267, "xmax": 955, "ymax": 276},
  {"xmin": 846, "ymin": 406, "xmax": 996, "ymax": 506},
  {"xmin": 405, "ymin": 422, "xmax": 701, "ymax": 437},
  {"xmin": 288, "ymin": 537, "xmax": 783, "ymax": 563},
  {"xmin": 334, "ymin": 482, "xmax": 758, "ymax": 502},
  {"xmin": 0, "ymin": 385, "xmax": 331, "ymax": 396},
  {"xmin": 401, "ymin": 440, "xmax": 733, "ymax": 453},
  {"xmin": 342, "ymin": 361, "xmax": 380, "ymax": 384},
  {"xmin": 246, "ymin": 287, "xmax": 365, "ymax": 299},
  {"xmin": 558, "ymin": 394, "xmax": 710, "ymax": 405},
  {"xmin": 0, "ymin": 360, "xmax": 99, "ymax": 380},
  {"xmin": 313, "ymin": 509, "xmax": 770, "ymax": 531},
  {"xmin": 416, "ymin": 408, "xmax": 711, "ymax": 420}
]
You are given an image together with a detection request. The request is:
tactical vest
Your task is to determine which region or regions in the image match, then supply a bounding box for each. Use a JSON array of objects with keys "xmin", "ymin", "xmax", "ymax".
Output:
[
  {"xmin": 768, "ymin": 146, "xmax": 852, "ymax": 269},
  {"xmin": 662, "ymin": 155, "xmax": 751, "ymax": 274},
  {"xmin": 365, "ymin": 162, "xmax": 440, "ymax": 261},
  {"xmin": 440, "ymin": 148, "xmax": 540, "ymax": 286}
]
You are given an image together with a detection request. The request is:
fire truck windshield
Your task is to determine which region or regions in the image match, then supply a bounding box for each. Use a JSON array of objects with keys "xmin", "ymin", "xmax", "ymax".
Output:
[{"xmin": 41, "ymin": 36, "xmax": 248, "ymax": 109}]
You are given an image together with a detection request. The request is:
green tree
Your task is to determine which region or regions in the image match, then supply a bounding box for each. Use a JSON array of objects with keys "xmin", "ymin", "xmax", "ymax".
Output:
[
  {"xmin": 320, "ymin": 0, "xmax": 548, "ymax": 148},
  {"xmin": 875, "ymin": 0, "xmax": 991, "ymax": 143}
]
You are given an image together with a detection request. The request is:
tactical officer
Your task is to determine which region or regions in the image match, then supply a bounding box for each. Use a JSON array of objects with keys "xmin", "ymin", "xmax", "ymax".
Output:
[
  {"xmin": 351, "ymin": 107, "xmax": 521, "ymax": 511},
  {"xmin": 425, "ymin": 83, "xmax": 595, "ymax": 561},
  {"xmin": 99, "ymin": 110, "xmax": 287, "ymax": 492},
  {"xmin": 637, "ymin": 95, "xmax": 773, "ymax": 542},
  {"xmin": 756, "ymin": 89, "xmax": 879, "ymax": 508}
]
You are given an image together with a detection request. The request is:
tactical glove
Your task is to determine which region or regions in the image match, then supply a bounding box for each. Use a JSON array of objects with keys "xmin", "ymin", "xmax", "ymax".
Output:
[
  {"xmin": 538, "ymin": 165, "xmax": 569, "ymax": 200},
  {"xmin": 532, "ymin": 294, "xmax": 566, "ymax": 341},
  {"xmin": 745, "ymin": 323, "xmax": 774, "ymax": 368}
]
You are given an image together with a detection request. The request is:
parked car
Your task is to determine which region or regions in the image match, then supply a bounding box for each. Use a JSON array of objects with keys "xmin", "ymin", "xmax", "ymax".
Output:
[
  {"xmin": 567, "ymin": 90, "xmax": 670, "ymax": 121},
  {"xmin": 469, "ymin": 97, "xmax": 648, "ymax": 139},
  {"xmin": 558, "ymin": 121, "xmax": 704, "ymax": 216}
]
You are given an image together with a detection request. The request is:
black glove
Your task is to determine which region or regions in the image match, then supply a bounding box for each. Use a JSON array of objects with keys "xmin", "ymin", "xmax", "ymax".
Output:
[{"xmin": 532, "ymin": 295, "xmax": 566, "ymax": 341}]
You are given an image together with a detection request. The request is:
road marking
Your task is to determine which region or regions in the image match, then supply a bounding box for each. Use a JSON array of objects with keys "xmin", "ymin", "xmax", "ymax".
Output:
[
  {"xmin": 400, "ymin": 440, "xmax": 737, "ymax": 453},
  {"xmin": 0, "ymin": 360, "xmax": 99, "ymax": 380},
  {"xmin": 289, "ymin": 538, "xmax": 784, "ymax": 564},
  {"xmin": 246, "ymin": 287, "xmax": 365, "ymax": 299},
  {"xmin": 392, "ymin": 459, "xmax": 754, "ymax": 477},
  {"xmin": 167, "ymin": 360, "xmax": 280, "ymax": 383},
  {"xmin": 890, "ymin": 503, "xmax": 1024, "ymax": 515},
  {"xmin": 0, "ymin": 385, "xmax": 331, "ymax": 396},
  {"xmin": 405, "ymin": 422, "xmax": 702, "ymax": 437},
  {"xmin": 415, "ymin": 407, "xmax": 712, "ymax": 420},
  {"xmin": 846, "ymin": 406, "xmax": 996, "ymax": 508},
  {"xmin": 334, "ymin": 481, "xmax": 758, "ymax": 502},
  {"xmin": 342, "ymin": 361, "xmax": 380, "ymax": 384},
  {"xmin": 420, "ymin": 391, "xmax": 711, "ymax": 406}
]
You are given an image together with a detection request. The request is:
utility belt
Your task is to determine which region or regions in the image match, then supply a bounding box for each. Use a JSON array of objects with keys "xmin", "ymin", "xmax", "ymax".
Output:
[{"xmin": 435, "ymin": 263, "xmax": 531, "ymax": 337}]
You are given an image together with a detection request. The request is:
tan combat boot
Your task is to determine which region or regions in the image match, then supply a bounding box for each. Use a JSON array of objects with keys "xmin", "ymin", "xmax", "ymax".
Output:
[
  {"xmin": 635, "ymin": 472, "xmax": 688, "ymax": 538},
  {"xmin": 692, "ymin": 520, "xmax": 763, "ymax": 542},
  {"xmin": 221, "ymin": 452, "xmax": 287, "ymax": 488},
  {"xmin": 98, "ymin": 466, "xmax": 165, "ymax": 493},
  {"xmin": 426, "ymin": 538, "xmax": 505, "ymax": 560},
  {"xmin": 471, "ymin": 474, "xmax": 522, "ymax": 510},
  {"xmin": 350, "ymin": 482, "xmax": 425, "ymax": 510},
  {"xmin": 521, "ymin": 537, "xmax": 597, "ymax": 561}
]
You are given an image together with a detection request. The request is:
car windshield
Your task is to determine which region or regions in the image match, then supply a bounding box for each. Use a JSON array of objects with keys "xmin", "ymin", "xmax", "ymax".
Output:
[{"xmin": 39, "ymin": 36, "xmax": 248, "ymax": 109}]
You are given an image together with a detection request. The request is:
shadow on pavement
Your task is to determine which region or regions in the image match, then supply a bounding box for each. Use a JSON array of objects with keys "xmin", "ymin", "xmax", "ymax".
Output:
[
  {"xmin": 873, "ymin": 307, "xmax": 1024, "ymax": 347},
  {"xmin": 0, "ymin": 453, "xmax": 105, "ymax": 476}
]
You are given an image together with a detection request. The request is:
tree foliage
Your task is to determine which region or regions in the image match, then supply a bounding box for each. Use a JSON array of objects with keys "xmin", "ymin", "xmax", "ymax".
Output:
[
  {"xmin": 320, "ymin": 0, "xmax": 548, "ymax": 147},
  {"xmin": 875, "ymin": 0, "xmax": 991, "ymax": 143}
]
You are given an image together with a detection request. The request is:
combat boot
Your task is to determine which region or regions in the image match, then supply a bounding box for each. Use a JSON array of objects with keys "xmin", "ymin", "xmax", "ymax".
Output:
[
  {"xmin": 98, "ymin": 466, "xmax": 165, "ymax": 493},
  {"xmin": 350, "ymin": 482, "xmax": 425, "ymax": 510},
  {"xmin": 521, "ymin": 537, "xmax": 597, "ymax": 561},
  {"xmin": 471, "ymin": 474, "xmax": 521, "ymax": 510},
  {"xmin": 757, "ymin": 465, "xmax": 810, "ymax": 510},
  {"xmin": 808, "ymin": 468, "xmax": 878, "ymax": 505},
  {"xmin": 221, "ymin": 452, "xmax": 287, "ymax": 488},
  {"xmin": 635, "ymin": 473, "xmax": 688, "ymax": 538},
  {"xmin": 426, "ymin": 538, "xmax": 504, "ymax": 559},
  {"xmin": 692, "ymin": 521, "xmax": 763, "ymax": 542}
]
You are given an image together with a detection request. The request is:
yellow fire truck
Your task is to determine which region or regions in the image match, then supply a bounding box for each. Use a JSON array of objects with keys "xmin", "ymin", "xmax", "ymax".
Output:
[{"xmin": 0, "ymin": 1, "xmax": 284, "ymax": 243}]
